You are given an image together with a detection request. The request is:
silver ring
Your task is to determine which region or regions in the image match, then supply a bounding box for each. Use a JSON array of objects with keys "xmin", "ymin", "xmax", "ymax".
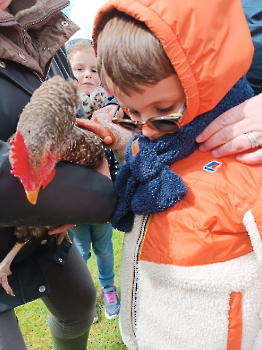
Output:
[{"xmin": 246, "ymin": 132, "xmax": 259, "ymax": 148}]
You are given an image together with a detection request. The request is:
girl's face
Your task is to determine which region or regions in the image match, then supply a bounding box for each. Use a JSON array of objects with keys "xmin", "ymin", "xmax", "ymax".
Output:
[
  {"xmin": 70, "ymin": 50, "xmax": 101, "ymax": 96},
  {"xmin": 0, "ymin": 0, "xmax": 12, "ymax": 11}
]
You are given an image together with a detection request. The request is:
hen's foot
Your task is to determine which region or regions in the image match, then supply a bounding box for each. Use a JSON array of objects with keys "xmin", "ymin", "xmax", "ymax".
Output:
[
  {"xmin": 56, "ymin": 231, "xmax": 72, "ymax": 245},
  {"xmin": 0, "ymin": 241, "xmax": 28, "ymax": 296},
  {"xmin": 0, "ymin": 262, "xmax": 14, "ymax": 296}
]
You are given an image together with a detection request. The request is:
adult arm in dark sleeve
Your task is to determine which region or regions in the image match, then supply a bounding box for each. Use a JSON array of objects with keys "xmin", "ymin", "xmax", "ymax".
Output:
[
  {"xmin": 241, "ymin": 0, "xmax": 262, "ymax": 94},
  {"xmin": 0, "ymin": 141, "xmax": 117, "ymax": 227}
]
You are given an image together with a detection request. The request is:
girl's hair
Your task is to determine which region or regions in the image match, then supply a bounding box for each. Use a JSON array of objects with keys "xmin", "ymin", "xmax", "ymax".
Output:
[
  {"xmin": 67, "ymin": 39, "xmax": 94, "ymax": 61},
  {"xmin": 96, "ymin": 11, "xmax": 175, "ymax": 95}
]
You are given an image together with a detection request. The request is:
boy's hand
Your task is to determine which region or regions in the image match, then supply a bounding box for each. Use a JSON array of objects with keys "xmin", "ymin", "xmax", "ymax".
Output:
[
  {"xmin": 93, "ymin": 104, "xmax": 124, "ymax": 120},
  {"xmin": 76, "ymin": 118, "xmax": 113, "ymax": 145},
  {"xmin": 76, "ymin": 104, "xmax": 131, "ymax": 164},
  {"xmin": 196, "ymin": 93, "xmax": 262, "ymax": 164},
  {"xmin": 76, "ymin": 104, "xmax": 124, "ymax": 145}
]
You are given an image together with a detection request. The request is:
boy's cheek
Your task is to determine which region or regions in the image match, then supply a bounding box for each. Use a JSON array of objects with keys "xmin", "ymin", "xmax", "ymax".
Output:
[
  {"xmin": 149, "ymin": 133, "xmax": 166, "ymax": 140},
  {"xmin": 141, "ymin": 125, "xmax": 165, "ymax": 140}
]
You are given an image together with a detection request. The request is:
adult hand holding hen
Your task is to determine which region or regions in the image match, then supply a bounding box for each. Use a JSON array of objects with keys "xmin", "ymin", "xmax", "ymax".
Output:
[
  {"xmin": 48, "ymin": 224, "xmax": 76, "ymax": 236},
  {"xmin": 196, "ymin": 93, "xmax": 262, "ymax": 164}
]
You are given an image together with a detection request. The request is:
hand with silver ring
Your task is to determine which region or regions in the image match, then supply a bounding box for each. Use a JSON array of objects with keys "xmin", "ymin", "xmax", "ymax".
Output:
[
  {"xmin": 246, "ymin": 132, "xmax": 259, "ymax": 149},
  {"xmin": 196, "ymin": 93, "xmax": 262, "ymax": 164}
]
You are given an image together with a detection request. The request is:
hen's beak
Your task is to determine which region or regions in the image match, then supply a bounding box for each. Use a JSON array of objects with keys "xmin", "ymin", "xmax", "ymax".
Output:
[{"xmin": 25, "ymin": 189, "xmax": 40, "ymax": 205}]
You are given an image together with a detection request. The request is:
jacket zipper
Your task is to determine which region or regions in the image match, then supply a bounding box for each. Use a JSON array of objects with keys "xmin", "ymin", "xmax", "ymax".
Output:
[
  {"xmin": 33, "ymin": 56, "xmax": 53, "ymax": 82},
  {"xmin": 33, "ymin": 71, "xmax": 44, "ymax": 83},
  {"xmin": 131, "ymin": 215, "xmax": 151, "ymax": 336}
]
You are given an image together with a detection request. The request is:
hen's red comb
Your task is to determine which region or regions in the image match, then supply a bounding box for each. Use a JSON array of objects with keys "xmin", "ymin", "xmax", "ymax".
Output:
[{"xmin": 10, "ymin": 130, "xmax": 32, "ymax": 189}]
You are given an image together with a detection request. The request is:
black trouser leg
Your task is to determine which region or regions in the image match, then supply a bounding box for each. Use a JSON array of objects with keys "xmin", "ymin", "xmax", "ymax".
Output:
[
  {"xmin": 38, "ymin": 243, "xmax": 96, "ymax": 349},
  {"xmin": 0, "ymin": 309, "xmax": 27, "ymax": 350}
]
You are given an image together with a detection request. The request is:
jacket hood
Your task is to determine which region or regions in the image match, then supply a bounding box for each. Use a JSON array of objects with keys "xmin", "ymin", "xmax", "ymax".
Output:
[
  {"xmin": 10, "ymin": 0, "xmax": 47, "ymax": 21},
  {"xmin": 93, "ymin": 0, "xmax": 254, "ymax": 125},
  {"xmin": 2, "ymin": 0, "xmax": 68, "ymax": 22}
]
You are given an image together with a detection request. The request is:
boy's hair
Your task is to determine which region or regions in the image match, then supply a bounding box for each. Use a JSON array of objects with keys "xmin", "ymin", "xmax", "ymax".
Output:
[
  {"xmin": 67, "ymin": 39, "xmax": 94, "ymax": 62},
  {"xmin": 96, "ymin": 11, "xmax": 176, "ymax": 95}
]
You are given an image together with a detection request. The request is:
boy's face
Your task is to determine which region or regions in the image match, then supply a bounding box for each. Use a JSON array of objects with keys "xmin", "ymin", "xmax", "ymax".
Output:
[
  {"xmin": 112, "ymin": 74, "xmax": 186, "ymax": 140},
  {"xmin": 70, "ymin": 50, "xmax": 101, "ymax": 95}
]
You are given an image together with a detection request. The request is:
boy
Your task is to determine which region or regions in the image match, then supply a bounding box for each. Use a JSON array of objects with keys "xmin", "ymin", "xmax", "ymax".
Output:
[
  {"xmin": 82, "ymin": 0, "xmax": 262, "ymax": 349},
  {"xmin": 67, "ymin": 39, "xmax": 121, "ymax": 322}
]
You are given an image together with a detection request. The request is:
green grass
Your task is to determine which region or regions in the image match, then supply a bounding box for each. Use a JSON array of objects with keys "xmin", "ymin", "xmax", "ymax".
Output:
[{"xmin": 15, "ymin": 229, "xmax": 127, "ymax": 350}]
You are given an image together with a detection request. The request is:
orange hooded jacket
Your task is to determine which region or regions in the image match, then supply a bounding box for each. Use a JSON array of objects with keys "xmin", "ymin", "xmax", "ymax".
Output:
[
  {"xmin": 92, "ymin": 0, "xmax": 260, "ymax": 266},
  {"xmin": 92, "ymin": 2, "xmax": 262, "ymax": 349}
]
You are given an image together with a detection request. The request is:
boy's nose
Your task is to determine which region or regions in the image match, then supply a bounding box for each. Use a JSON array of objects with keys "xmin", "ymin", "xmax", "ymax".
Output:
[{"xmin": 141, "ymin": 124, "xmax": 158, "ymax": 138}]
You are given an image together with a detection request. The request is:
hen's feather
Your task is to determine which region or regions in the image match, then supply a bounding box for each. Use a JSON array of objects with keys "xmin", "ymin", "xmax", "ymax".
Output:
[{"xmin": 9, "ymin": 76, "xmax": 104, "ymax": 194}]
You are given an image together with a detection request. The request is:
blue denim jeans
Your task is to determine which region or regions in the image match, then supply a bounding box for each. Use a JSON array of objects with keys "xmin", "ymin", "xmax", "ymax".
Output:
[{"xmin": 70, "ymin": 223, "xmax": 115, "ymax": 288}]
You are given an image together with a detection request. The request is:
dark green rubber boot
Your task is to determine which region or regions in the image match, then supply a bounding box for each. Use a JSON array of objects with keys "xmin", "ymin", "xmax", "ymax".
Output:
[{"xmin": 51, "ymin": 330, "xmax": 89, "ymax": 350}]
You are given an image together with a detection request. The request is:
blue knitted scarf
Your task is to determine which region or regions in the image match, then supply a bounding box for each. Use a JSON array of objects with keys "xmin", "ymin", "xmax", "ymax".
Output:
[{"xmin": 111, "ymin": 77, "xmax": 254, "ymax": 232}]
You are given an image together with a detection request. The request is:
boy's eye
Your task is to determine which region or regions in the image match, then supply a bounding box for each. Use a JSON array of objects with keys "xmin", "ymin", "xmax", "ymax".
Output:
[
  {"xmin": 77, "ymin": 68, "xmax": 82, "ymax": 71},
  {"xmin": 92, "ymin": 69, "xmax": 97, "ymax": 73},
  {"xmin": 157, "ymin": 104, "xmax": 176, "ymax": 114}
]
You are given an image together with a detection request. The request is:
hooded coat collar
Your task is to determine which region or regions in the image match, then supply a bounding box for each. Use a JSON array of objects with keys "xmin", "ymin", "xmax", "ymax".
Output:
[
  {"xmin": 0, "ymin": 0, "xmax": 78, "ymax": 75},
  {"xmin": 0, "ymin": 0, "xmax": 67, "ymax": 26},
  {"xmin": 8, "ymin": 0, "xmax": 47, "ymax": 20}
]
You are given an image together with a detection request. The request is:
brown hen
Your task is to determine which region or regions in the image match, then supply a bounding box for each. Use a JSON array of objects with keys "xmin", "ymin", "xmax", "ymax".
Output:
[{"xmin": 0, "ymin": 76, "xmax": 104, "ymax": 296}]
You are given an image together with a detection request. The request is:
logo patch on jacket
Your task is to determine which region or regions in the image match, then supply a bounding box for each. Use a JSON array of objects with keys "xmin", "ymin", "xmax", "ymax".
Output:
[{"xmin": 203, "ymin": 160, "xmax": 222, "ymax": 173}]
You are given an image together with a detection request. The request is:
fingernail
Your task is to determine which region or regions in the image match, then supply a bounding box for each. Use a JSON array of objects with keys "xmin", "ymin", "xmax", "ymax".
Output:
[
  {"xmin": 199, "ymin": 145, "xmax": 204, "ymax": 152},
  {"xmin": 212, "ymin": 150, "xmax": 218, "ymax": 157},
  {"xmin": 236, "ymin": 156, "xmax": 243, "ymax": 163},
  {"xmin": 196, "ymin": 135, "xmax": 203, "ymax": 142}
]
